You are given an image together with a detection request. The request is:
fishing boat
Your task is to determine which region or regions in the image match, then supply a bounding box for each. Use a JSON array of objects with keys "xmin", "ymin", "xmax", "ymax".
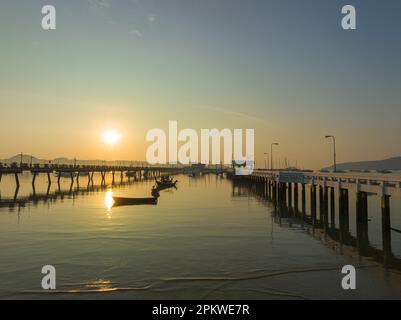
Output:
[
  {"xmin": 112, "ymin": 196, "xmax": 158, "ymax": 206},
  {"xmin": 155, "ymin": 181, "xmax": 177, "ymax": 191},
  {"xmin": 155, "ymin": 176, "xmax": 177, "ymax": 189}
]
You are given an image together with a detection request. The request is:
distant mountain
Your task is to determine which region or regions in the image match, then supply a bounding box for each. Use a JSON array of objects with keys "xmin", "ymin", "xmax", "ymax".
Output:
[
  {"xmin": 322, "ymin": 156, "xmax": 401, "ymax": 171},
  {"xmin": 0, "ymin": 154, "xmax": 48, "ymax": 165},
  {"xmin": 0, "ymin": 154, "xmax": 146, "ymax": 166}
]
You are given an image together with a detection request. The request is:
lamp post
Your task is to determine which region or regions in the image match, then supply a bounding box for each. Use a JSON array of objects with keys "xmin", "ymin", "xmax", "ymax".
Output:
[
  {"xmin": 271, "ymin": 143, "xmax": 279, "ymax": 171},
  {"xmin": 264, "ymin": 152, "xmax": 269, "ymax": 170},
  {"xmin": 325, "ymin": 135, "xmax": 337, "ymax": 172}
]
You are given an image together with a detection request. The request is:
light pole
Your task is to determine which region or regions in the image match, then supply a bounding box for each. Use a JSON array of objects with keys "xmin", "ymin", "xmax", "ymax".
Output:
[
  {"xmin": 271, "ymin": 143, "xmax": 279, "ymax": 171},
  {"xmin": 325, "ymin": 135, "xmax": 337, "ymax": 172},
  {"xmin": 264, "ymin": 152, "xmax": 269, "ymax": 170}
]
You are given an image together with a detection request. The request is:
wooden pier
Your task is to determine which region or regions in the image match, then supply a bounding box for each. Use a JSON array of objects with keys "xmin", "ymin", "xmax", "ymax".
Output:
[{"xmin": 0, "ymin": 163, "xmax": 184, "ymax": 189}]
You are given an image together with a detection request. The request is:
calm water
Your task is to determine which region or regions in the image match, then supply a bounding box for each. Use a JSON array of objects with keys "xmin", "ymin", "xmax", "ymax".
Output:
[{"xmin": 0, "ymin": 173, "xmax": 401, "ymax": 299}]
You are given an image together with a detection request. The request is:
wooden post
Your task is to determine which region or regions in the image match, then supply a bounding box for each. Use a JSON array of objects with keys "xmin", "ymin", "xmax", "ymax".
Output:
[
  {"xmin": 15, "ymin": 173, "xmax": 20, "ymax": 189},
  {"xmin": 32, "ymin": 172, "xmax": 37, "ymax": 186},
  {"xmin": 46, "ymin": 183, "xmax": 51, "ymax": 197},
  {"xmin": 13, "ymin": 185, "xmax": 19, "ymax": 201},
  {"xmin": 70, "ymin": 172, "xmax": 74, "ymax": 185}
]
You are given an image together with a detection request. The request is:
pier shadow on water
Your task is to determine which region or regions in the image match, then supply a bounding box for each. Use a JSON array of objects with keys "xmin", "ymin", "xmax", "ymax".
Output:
[
  {"xmin": 0, "ymin": 172, "xmax": 156, "ymax": 213},
  {"xmin": 231, "ymin": 178, "xmax": 401, "ymax": 271}
]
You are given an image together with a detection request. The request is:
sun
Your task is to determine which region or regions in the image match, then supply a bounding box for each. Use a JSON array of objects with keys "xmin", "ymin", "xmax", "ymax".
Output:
[{"xmin": 101, "ymin": 129, "xmax": 121, "ymax": 145}]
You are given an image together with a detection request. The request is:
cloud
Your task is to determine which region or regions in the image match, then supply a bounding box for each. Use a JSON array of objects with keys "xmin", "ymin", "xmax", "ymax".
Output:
[
  {"xmin": 106, "ymin": 19, "xmax": 117, "ymax": 25},
  {"xmin": 197, "ymin": 105, "xmax": 268, "ymax": 124},
  {"xmin": 148, "ymin": 14, "xmax": 156, "ymax": 24},
  {"xmin": 129, "ymin": 29, "xmax": 142, "ymax": 38},
  {"xmin": 87, "ymin": 0, "xmax": 111, "ymax": 9}
]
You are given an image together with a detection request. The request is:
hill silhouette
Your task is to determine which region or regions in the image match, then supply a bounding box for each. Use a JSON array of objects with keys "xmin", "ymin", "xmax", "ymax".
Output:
[{"xmin": 322, "ymin": 156, "xmax": 401, "ymax": 171}]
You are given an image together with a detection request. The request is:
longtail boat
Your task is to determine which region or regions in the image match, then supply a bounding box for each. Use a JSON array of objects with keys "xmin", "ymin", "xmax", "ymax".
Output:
[{"xmin": 112, "ymin": 196, "xmax": 158, "ymax": 206}]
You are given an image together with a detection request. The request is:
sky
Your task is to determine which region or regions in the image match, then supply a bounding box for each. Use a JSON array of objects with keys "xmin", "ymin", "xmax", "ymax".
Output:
[{"xmin": 0, "ymin": 0, "xmax": 400, "ymax": 169}]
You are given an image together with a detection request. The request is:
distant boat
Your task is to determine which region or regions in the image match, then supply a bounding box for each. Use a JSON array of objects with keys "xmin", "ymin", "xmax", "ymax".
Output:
[
  {"xmin": 377, "ymin": 170, "xmax": 392, "ymax": 174},
  {"xmin": 55, "ymin": 172, "xmax": 77, "ymax": 178},
  {"xmin": 126, "ymin": 171, "xmax": 137, "ymax": 177},
  {"xmin": 55, "ymin": 172, "xmax": 88, "ymax": 178},
  {"xmin": 112, "ymin": 196, "xmax": 158, "ymax": 206}
]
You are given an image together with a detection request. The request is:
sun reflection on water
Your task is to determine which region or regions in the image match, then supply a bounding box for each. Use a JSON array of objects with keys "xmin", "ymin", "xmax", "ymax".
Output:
[
  {"xmin": 105, "ymin": 189, "xmax": 114, "ymax": 218},
  {"xmin": 84, "ymin": 279, "xmax": 114, "ymax": 292}
]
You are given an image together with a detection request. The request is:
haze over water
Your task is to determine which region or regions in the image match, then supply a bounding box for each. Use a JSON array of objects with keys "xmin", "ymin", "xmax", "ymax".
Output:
[{"xmin": 0, "ymin": 173, "xmax": 401, "ymax": 299}]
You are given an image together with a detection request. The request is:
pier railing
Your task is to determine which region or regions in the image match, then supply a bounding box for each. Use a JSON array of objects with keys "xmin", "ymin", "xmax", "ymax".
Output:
[{"xmin": 251, "ymin": 170, "xmax": 401, "ymax": 196}]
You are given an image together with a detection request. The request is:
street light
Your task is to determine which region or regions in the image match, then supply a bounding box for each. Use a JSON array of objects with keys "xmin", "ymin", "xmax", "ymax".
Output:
[
  {"xmin": 271, "ymin": 143, "xmax": 279, "ymax": 171},
  {"xmin": 264, "ymin": 152, "xmax": 269, "ymax": 170},
  {"xmin": 325, "ymin": 135, "xmax": 337, "ymax": 172}
]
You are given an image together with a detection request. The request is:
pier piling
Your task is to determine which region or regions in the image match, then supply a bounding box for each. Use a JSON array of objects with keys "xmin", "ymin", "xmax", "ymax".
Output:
[
  {"xmin": 310, "ymin": 185, "xmax": 317, "ymax": 226},
  {"xmin": 330, "ymin": 187, "xmax": 335, "ymax": 228},
  {"xmin": 15, "ymin": 173, "xmax": 20, "ymax": 189},
  {"xmin": 356, "ymin": 191, "xmax": 369, "ymax": 254},
  {"xmin": 301, "ymin": 183, "xmax": 306, "ymax": 217},
  {"xmin": 339, "ymin": 189, "xmax": 350, "ymax": 243},
  {"xmin": 381, "ymin": 195, "xmax": 392, "ymax": 265}
]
